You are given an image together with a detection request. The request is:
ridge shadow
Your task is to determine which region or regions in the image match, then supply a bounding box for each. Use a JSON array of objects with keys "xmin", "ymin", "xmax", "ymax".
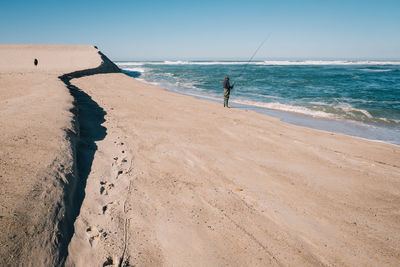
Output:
[{"xmin": 57, "ymin": 50, "xmax": 120, "ymax": 265}]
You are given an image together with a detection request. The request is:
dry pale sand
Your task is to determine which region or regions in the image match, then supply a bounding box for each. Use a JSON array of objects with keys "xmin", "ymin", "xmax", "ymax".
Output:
[
  {"xmin": 0, "ymin": 45, "xmax": 103, "ymax": 266},
  {"xmin": 1, "ymin": 45, "xmax": 400, "ymax": 267}
]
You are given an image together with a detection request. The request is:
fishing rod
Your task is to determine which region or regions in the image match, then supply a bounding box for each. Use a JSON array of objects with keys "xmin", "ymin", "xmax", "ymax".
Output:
[{"xmin": 232, "ymin": 33, "xmax": 271, "ymax": 87}]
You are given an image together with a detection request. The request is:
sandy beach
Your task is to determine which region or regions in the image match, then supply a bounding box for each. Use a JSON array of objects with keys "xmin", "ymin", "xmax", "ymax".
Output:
[{"xmin": 1, "ymin": 45, "xmax": 399, "ymax": 266}]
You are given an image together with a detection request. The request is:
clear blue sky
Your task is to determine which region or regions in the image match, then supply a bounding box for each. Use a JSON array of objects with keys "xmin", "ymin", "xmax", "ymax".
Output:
[{"xmin": 1, "ymin": 0, "xmax": 399, "ymax": 60}]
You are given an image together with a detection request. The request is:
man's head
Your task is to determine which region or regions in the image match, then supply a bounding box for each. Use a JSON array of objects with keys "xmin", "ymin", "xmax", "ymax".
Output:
[{"xmin": 225, "ymin": 76, "xmax": 229, "ymax": 80}]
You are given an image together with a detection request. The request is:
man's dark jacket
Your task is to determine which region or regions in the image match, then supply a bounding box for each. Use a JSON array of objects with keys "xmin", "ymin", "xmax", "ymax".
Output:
[{"xmin": 223, "ymin": 80, "xmax": 233, "ymax": 89}]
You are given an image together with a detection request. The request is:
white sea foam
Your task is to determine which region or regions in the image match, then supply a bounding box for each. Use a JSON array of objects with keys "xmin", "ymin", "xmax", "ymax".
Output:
[
  {"xmin": 337, "ymin": 103, "xmax": 373, "ymax": 118},
  {"xmin": 257, "ymin": 60, "xmax": 400, "ymax": 66},
  {"xmin": 116, "ymin": 60, "xmax": 400, "ymax": 66},
  {"xmin": 116, "ymin": 62, "xmax": 145, "ymax": 66},
  {"xmin": 309, "ymin": 101, "xmax": 332, "ymax": 106},
  {"xmin": 162, "ymin": 61, "xmax": 251, "ymax": 65},
  {"xmin": 231, "ymin": 99, "xmax": 337, "ymax": 119},
  {"xmin": 309, "ymin": 101, "xmax": 374, "ymax": 119},
  {"xmin": 359, "ymin": 68, "xmax": 393, "ymax": 72},
  {"xmin": 340, "ymin": 98, "xmax": 400, "ymax": 105},
  {"xmin": 175, "ymin": 81, "xmax": 198, "ymax": 90},
  {"xmin": 164, "ymin": 60, "xmax": 190, "ymax": 65},
  {"xmin": 122, "ymin": 67, "xmax": 146, "ymax": 73},
  {"xmin": 377, "ymin": 117, "xmax": 400, "ymax": 124}
]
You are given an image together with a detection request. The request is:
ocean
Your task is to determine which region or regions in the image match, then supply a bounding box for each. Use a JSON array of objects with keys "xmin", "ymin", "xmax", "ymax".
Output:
[{"xmin": 116, "ymin": 60, "xmax": 400, "ymax": 145}]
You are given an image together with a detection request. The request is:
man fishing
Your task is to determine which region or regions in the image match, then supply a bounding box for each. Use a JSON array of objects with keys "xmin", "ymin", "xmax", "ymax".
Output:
[
  {"xmin": 222, "ymin": 35, "xmax": 269, "ymax": 109},
  {"xmin": 223, "ymin": 76, "xmax": 234, "ymax": 108}
]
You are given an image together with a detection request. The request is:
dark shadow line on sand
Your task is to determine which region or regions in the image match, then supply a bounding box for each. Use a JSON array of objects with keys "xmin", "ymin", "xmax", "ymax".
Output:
[
  {"xmin": 57, "ymin": 50, "xmax": 120, "ymax": 266},
  {"xmin": 121, "ymin": 69, "xmax": 141, "ymax": 78}
]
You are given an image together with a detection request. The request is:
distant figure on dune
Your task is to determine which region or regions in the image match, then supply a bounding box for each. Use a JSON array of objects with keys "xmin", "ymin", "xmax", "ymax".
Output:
[
  {"xmin": 34, "ymin": 58, "xmax": 38, "ymax": 66},
  {"xmin": 223, "ymin": 76, "xmax": 234, "ymax": 108}
]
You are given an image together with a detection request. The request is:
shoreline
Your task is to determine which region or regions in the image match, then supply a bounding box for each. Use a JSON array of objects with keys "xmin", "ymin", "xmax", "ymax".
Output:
[{"xmin": 123, "ymin": 72, "xmax": 400, "ymax": 146}]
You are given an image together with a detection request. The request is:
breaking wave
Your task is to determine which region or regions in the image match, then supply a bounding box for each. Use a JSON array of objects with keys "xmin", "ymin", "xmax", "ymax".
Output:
[
  {"xmin": 122, "ymin": 67, "xmax": 146, "ymax": 73},
  {"xmin": 256, "ymin": 60, "xmax": 400, "ymax": 66},
  {"xmin": 117, "ymin": 60, "xmax": 400, "ymax": 66},
  {"xmin": 233, "ymin": 100, "xmax": 337, "ymax": 119}
]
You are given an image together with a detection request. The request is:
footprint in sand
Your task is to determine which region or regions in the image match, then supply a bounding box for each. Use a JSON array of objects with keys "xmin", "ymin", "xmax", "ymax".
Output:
[
  {"xmin": 102, "ymin": 256, "xmax": 114, "ymax": 266},
  {"xmin": 101, "ymin": 202, "xmax": 114, "ymax": 214},
  {"xmin": 100, "ymin": 181, "xmax": 107, "ymax": 195},
  {"xmin": 100, "ymin": 181, "xmax": 114, "ymax": 195},
  {"xmin": 86, "ymin": 226, "xmax": 100, "ymax": 247}
]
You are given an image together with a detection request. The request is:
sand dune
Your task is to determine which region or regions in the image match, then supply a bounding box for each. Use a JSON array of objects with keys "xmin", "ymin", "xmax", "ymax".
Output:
[
  {"xmin": 1, "ymin": 45, "xmax": 399, "ymax": 266},
  {"xmin": 0, "ymin": 45, "xmax": 114, "ymax": 266}
]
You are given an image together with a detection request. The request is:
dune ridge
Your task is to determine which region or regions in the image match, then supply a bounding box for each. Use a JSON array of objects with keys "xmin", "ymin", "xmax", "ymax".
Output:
[{"xmin": 0, "ymin": 45, "xmax": 119, "ymax": 266}]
